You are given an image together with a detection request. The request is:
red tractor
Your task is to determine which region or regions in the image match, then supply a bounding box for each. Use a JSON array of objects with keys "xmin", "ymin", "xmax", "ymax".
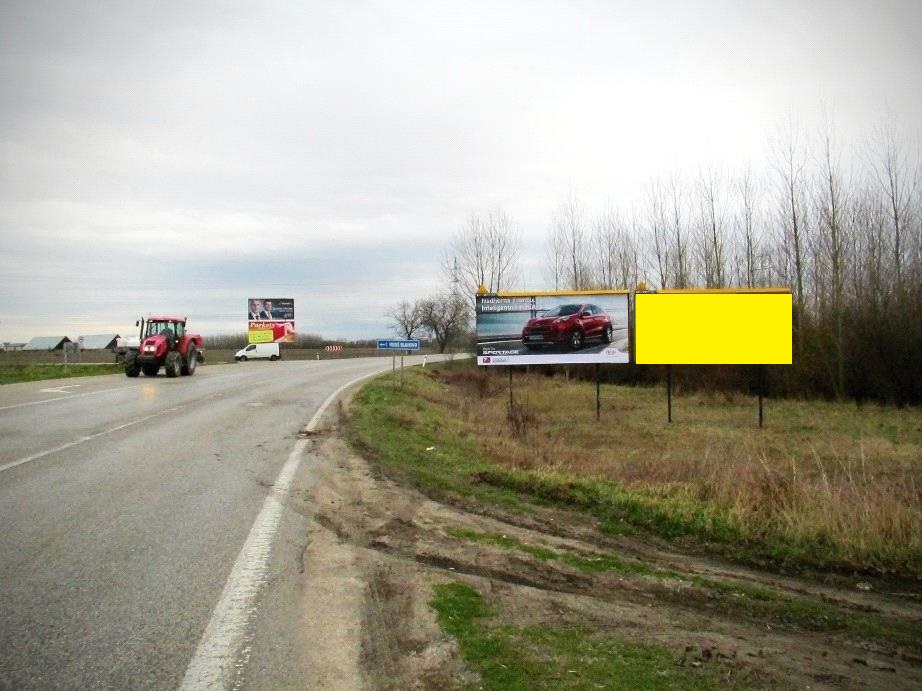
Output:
[{"xmin": 124, "ymin": 316, "xmax": 205, "ymax": 378}]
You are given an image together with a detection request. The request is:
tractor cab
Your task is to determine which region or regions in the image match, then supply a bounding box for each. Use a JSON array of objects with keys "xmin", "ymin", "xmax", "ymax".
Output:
[{"xmin": 143, "ymin": 317, "xmax": 185, "ymax": 340}]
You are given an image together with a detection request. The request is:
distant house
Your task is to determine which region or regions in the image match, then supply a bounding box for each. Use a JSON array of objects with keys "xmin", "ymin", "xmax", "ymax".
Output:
[
  {"xmin": 78, "ymin": 334, "xmax": 121, "ymax": 351},
  {"xmin": 23, "ymin": 336, "xmax": 72, "ymax": 351}
]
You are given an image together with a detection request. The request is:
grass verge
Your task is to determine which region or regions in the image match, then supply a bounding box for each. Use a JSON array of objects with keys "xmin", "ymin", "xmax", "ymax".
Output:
[
  {"xmin": 0, "ymin": 364, "xmax": 121, "ymax": 385},
  {"xmin": 445, "ymin": 527, "xmax": 922, "ymax": 650},
  {"xmin": 430, "ymin": 581, "xmax": 751, "ymax": 690},
  {"xmin": 347, "ymin": 364, "xmax": 921, "ymax": 578}
]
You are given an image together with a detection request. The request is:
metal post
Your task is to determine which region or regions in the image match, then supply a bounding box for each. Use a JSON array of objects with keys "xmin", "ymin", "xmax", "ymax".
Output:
[
  {"xmin": 758, "ymin": 364, "xmax": 764, "ymax": 429},
  {"xmin": 667, "ymin": 365, "xmax": 673, "ymax": 423},
  {"xmin": 400, "ymin": 355, "xmax": 404, "ymax": 387},
  {"xmin": 596, "ymin": 363, "xmax": 601, "ymax": 421}
]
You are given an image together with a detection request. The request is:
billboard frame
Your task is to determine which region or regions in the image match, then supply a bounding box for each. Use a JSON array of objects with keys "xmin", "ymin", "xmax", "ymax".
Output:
[
  {"xmin": 482, "ymin": 286, "xmax": 792, "ymax": 428},
  {"xmin": 476, "ymin": 289, "xmax": 631, "ymax": 367},
  {"xmin": 635, "ymin": 287, "xmax": 792, "ymax": 427},
  {"xmin": 247, "ymin": 297, "xmax": 296, "ymax": 344}
]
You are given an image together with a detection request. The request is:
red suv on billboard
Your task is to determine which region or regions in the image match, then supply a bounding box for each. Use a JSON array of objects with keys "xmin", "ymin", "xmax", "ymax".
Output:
[{"xmin": 522, "ymin": 303, "xmax": 614, "ymax": 351}]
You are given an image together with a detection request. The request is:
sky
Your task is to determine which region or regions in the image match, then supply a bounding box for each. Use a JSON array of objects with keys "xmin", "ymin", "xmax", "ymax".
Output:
[{"xmin": 1, "ymin": 0, "xmax": 920, "ymax": 342}]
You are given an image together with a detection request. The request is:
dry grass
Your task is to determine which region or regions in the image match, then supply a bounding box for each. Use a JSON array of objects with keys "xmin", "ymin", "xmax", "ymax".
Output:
[{"xmin": 428, "ymin": 366, "xmax": 922, "ymax": 574}]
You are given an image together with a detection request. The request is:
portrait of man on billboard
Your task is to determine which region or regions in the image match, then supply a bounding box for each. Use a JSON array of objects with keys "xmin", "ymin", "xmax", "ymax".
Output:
[{"xmin": 248, "ymin": 299, "xmax": 262, "ymax": 321}]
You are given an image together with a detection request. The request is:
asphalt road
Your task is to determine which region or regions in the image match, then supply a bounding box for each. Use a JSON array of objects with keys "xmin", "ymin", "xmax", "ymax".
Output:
[{"xmin": 0, "ymin": 357, "xmax": 422, "ymax": 689}]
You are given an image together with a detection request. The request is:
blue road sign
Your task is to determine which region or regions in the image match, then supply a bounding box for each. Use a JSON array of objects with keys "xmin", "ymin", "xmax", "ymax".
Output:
[{"xmin": 377, "ymin": 339, "xmax": 421, "ymax": 350}]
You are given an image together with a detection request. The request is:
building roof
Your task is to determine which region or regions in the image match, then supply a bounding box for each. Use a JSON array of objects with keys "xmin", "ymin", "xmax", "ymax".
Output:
[
  {"xmin": 78, "ymin": 334, "xmax": 121, "ymax": 350},
  {"xmin": 23, "ymin": 336, "xmax": 72, "ymax": 351}
]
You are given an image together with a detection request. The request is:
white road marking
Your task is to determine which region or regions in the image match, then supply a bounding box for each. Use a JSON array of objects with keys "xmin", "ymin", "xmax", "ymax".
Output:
[
  {"xmin": 178, "ymin": 439, "xmax": 308, "ymax": 690},
  {"xmin": 0, "ymin": 406, "xmax": 186, "ymax": 474},
  {"xmin": 0, "ymin": 368, "xmax": 250, "ymax": 412},
  {"xmin": 179, "ymin": 366, "xmax": 388, "ymax": 690},
  {"xmin": 39, "ymin": 384, "xmax": 81, "ymax": 394},
  {"xmin": 0, "ymin": 385, "xmax": 130, "ymax": 411}
]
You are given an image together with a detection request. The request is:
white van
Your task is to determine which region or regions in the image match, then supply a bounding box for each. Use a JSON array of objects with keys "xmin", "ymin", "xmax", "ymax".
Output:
[{"xmin": 235, "ymin": 343, "xmax": 280, "ymax": 361}]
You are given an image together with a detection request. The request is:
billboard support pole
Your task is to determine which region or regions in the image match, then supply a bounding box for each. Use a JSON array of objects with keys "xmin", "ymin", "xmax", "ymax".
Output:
[
  {"xmin": 595, "ymin": 363, "xmax": 601, "ymax": 421},
  {"xmin": 400, "ymin": 355, "xmax": 405, "ymax": 387},
  {"xmin": 758, "ymin": 365, "xmax": 764, "ymax": 429},
  {"xmin": 667, "ymin": 365, "xmax": 673, "ymax": 423}
]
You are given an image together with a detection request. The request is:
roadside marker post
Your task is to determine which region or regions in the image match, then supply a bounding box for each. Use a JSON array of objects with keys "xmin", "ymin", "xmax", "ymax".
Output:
[
  {"xmin": 667, "ymin": 365, "xmax": 673, "ymax": 423},
  {"xmin": 596, "ymin": 363, "xmax": 601, "ymax": 421}
]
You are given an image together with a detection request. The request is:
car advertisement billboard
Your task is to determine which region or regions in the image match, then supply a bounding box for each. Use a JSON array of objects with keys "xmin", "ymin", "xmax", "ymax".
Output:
[
  {"xmin": 247, "ymin": 297, "xmax": 295, "ymax": 344},
  {"xmin": 476, "ymin": 291, "xmax": 630, "ymax": 366},
  {"xmin": 634, "ymin": 290, "xmax": 792, "ymax": 364}
]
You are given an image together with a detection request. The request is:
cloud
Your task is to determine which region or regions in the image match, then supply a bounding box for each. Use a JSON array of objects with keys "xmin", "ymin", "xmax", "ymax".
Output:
[{"xmin": 2, "ymin": 1, "xmax": 921, "ymax": 342}]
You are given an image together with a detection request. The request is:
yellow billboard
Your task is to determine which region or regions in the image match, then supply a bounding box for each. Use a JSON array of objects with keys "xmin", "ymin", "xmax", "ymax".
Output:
[{"xmin": 635, "ymin": 291, "xmax": 792, "ymax": 364}]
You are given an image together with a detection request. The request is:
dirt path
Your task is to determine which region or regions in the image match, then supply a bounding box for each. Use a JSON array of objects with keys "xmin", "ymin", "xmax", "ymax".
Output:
[{"xmin": 291, "ymin": 423, "xmax": 922, "ymax": 689}]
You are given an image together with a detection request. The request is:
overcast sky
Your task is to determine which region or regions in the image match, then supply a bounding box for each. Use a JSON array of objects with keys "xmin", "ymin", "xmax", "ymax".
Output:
[{"xmin": 1, "ymin": 0, "xmax": 920, "ymax": 342}]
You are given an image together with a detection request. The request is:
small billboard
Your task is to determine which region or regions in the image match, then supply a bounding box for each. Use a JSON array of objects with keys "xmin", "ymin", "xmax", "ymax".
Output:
[
  {"xmin": 476, "ymin": 291, "xmax": 630, "ymax": 366},
  {"xmin": 634, "ymin": 290, "xmax": 792, "ymax": 364},
  {"xmin": 247, "ymin": 297, "xmax": 295, "ymax": 343}
]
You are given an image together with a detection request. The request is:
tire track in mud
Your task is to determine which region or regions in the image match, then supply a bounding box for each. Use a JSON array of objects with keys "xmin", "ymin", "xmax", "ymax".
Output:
[{"xmin": 297, "ymin": 430, "xmax": 922, "ymax": 689}]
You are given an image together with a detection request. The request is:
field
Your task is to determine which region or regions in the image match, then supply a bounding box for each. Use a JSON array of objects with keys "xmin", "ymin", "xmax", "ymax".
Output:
[
  {"xmin": 351, "ymin": 361, "xmax": 921, "ymax": 577},
  {"xmin": 343, "ymin": 361, "xmax": 922, "ymax": 687}
]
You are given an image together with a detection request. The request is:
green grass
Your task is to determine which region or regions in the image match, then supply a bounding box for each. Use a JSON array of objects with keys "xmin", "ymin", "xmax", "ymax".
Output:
[
  {"xmin": 444, "ymin": 526, "xmax": 922, "ymax": 650},
  {"xmin": 347, "ymin": 379, "xmax": 530, "ymax": 512},
  {"xmin": 347, "ymin": 366, "xmax": 922, "ymax": 577},
  {"xmin": 445, "ymin": 527, "xmax": 559, "ymax": 561},
  {"xmin": 430, "ymin": 582, "xmax": 749, "ymax": 690},
  {"xmin": 0, "ymin": 364, "xmax": 121, "ymax": 385}
]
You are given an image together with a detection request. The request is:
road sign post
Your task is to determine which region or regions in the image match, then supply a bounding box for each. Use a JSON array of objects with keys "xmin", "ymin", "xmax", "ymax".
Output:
[{"xmin": 377, "ymin": 340, "xmax": 419, "ymax": 387}]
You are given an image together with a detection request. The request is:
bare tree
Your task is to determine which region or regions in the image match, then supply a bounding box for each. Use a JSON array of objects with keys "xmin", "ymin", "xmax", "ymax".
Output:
[
  {"xmin": 618, "ymin": 215, "xmax": 642, "ymax": 289},
  {"xmin": 545, "ymin": 221, "xmax": 566, "ymax": 291},
  {"xmin": 645, "ymin": 181, "xmax": 670, "ymax": 289},
  {"xmin": 664, "ymin": 173, "xmax": 691, "ymax": 288},
  {"xmin": 419, "ymin": 293, "xmax": 470, "ymax": 353},
  {"xmin": 549, "ymin": 191, "xmax": 589, "ymax": 290},
  {"xmin": 696, "ymin": 164, "xmax": 727, "ymax": 288},
  {"xmin": 390, "ymin": 300, "xmax": 425, "ymax": 339},
  {"xmin": 443, "ymin": 210, "xmax": 521, "ymax": 300},
  {"xmin": 592, "ymin": 208, "xmax": 640, "ymax": 289},
  {"xmin": 813, "ymin": 122, "xmax": 850, "ymax": 397},
  {"xmin": 771, "ymin": 118, "xmax": 811, "ymax": 349},
  {"xmin": 593, "ymin": 206, "xmax": 620, "ymax": 288},
  {"xmin": 869, "ymin": 120, "xmax": 919, "ymax": 297},
  {"xmin": 733, "ymin": 165, "xmax": 763, "ymax": 288}
]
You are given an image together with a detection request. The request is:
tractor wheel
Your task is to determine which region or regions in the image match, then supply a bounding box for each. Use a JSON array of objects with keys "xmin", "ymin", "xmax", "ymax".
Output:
[
  {"xmin": 182, "ymin": 345, "xmax": 197, "ymax": 376},
  {"xmin": 142, "ymin": 364, "xmax": 159, "ymax": 377},
  {"xmin": 124, "ymin": 352, "xmax": 141, "ymax": 378},
  {"xmin": 602, "ymin": 325, "xmax": 613, "ymax": 343},
  {"xmin": 569, "ymin": 329, "xmax": 584, "ymax": 351},
  {"xmin": 165, "ymin": 351, "xmax": 182, "ymax": 378}
]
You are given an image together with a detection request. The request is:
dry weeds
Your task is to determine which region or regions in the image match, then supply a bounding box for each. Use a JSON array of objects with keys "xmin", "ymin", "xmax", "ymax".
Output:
[{"xmin": 429, "ymin": 367, "xmax": 922, "ymax": 573}]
